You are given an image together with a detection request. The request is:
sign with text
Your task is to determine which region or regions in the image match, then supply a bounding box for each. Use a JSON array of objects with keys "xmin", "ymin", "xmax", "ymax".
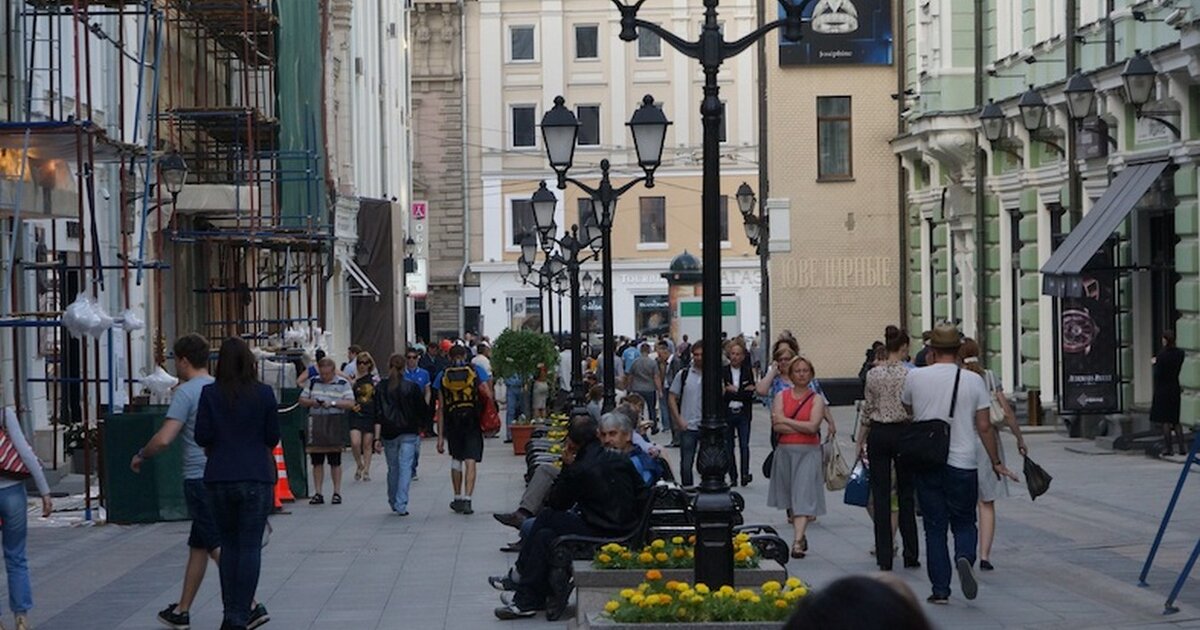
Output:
[
  {"xmin": 1059, "ymin": 243, "xmax": 1119, "ymax": 413},
  {"xmin": 779, "ymin": 0, "xmax": 893, "ymax": 66},
  {"xmin": 406, "ymin": 200, "xmax": 429, "ymax": 297}
]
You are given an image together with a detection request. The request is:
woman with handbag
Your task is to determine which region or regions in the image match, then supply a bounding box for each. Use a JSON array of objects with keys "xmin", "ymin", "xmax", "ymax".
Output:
[
  {"xmin": 768, "ymin": 356, "xmax": 834, "ymax": 559},
  {"xmin": 959, "ymin": 338, "xmax": 1026, "ymax": 571},
  {"xmin": 299, "ymin": 357, "xmax": 355, "ymax": 505},
  {"xmin": 0, "ymin": 407, "xmax": 52, "ymax": 630},
  {"xmin": 348, "ymin": 352, "xmax": 380, "ymax": 482},
  {"xmin": 857, "ymin": 326, "xmax": 921, "ymax": 571}
]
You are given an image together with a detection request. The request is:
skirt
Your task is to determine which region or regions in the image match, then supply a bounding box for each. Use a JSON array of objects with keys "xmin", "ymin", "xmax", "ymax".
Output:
[
  {"xmin": 307, "ymin": 413, "xmax": 350, "ymax": 453},
  {"xmin": 976, "ymin": 426, "xmax": 1009, "ymax": 502},
  {"xmin": 767, "ymin": 444, "xmax": 826, "ymax": 517}
]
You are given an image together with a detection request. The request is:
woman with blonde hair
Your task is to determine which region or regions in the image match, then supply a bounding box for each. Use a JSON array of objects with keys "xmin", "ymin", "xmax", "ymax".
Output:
[
  {"xmin": 349, "ymin": 351, "xmax": 380, "ymax": 481},
  {"xmin": 768, "ymin": 356, "xmax": 835, "ymax": 558},
  {"xmin": 958, "ymin": 338, "xmax": 1027, "ymax": 571}
]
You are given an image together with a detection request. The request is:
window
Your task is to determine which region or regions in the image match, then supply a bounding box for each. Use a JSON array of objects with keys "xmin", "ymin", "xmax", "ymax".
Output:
[
  {"xmin": 719, "ymin": 195, "xmax": 729, "ymax": 242},
  {"xmin": 639, "ymin": 197, "xmax": 666, "ymax": 243},
  {"xmin": 817, "ymin": 96, "xmax": 852, "ymax": 180},
  {"xmin": 510, "ymin": 25, "xmax": 535, "ymax": 61},
  {"xmin": 637, "ymin": 29, "xmax": 661, "ymax": 58},
  {"xmin": 575, "ymin": 25, "xmax": 598, "ymax": 59},
  {"xmin": 578, "ymin": 105, "xmax": 601, "ymax": 146},
  {"xmin": 511, "ymin": 198, "xmax": 536, "ymax": 246},
  {"xmin": 719, "ymin": 102, "xmax": 728, "ymax": 144},
  {"xmin": 634, "ymin": 295, "xmax": 671, "ymax": 338},
  {"xmin": 512, "ymin": 105, "xmax": 536, "ymax": 147}
]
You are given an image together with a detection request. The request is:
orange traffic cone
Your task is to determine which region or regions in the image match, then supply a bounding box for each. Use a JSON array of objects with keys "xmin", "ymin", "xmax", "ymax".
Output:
[{"xmin": 274, "ymin": 443, "xmax": 295, "ymax": 505}]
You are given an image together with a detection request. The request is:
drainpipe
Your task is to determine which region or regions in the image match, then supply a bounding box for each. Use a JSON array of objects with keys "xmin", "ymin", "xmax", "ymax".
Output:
[
  {"xmin": 1105, "ymin": 0, "xmax": 1115, "ymax": 65},
  {"xmin": 755, "ymin": 0, "xmax": 770, "ymax": 344},
  {"xmin": 896, "ymin": 1, "xmax": 908, "ymax": 326},
  {"xmin": 974, "ymin": 0, "xmax": 986, "ymax": 350},
  {"xmin": 456, "ymin": 0, "xmax": 469, "ymax": 334}
]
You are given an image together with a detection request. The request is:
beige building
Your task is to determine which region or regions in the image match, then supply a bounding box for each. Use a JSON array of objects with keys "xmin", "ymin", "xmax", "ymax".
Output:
[
  {"xmin": 465, "ymin": 0, "xmax": 763, "ymax": 342},
  {"xmin": 764, "ymin": 5, "xmax": 902, "ymax": 378}
]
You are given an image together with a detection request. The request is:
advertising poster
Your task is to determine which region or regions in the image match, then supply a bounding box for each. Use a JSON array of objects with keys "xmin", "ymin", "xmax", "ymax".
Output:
[
  {"xmin": 1060, "ymin": 244, "xmax": 1119, "ymax": 413},
  {"xmin": 779, "ymin": 0, "xmax": 893, "ymax": 66}
]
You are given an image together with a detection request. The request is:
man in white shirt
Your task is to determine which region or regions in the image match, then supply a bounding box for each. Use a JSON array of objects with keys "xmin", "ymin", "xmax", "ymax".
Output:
[
  {"xmin": 668, "ymin": 342, "xmax": 704, "ymax": 486},
  {"xmin": 901, "ymin": 323, "xmax": 1016, "ymax": 605}
]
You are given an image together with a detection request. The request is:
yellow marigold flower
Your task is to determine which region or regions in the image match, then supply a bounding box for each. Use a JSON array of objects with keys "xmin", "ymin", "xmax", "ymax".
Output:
[
  {"xmin": 645, "ymin": 569, "xmax": 663, "ymax": 581},
  {"xmin": 692, "ymin": 595, "xmax": 706, "ymax": 604},
  {"xmin": 620, "ymin": 589, "xmax": 636, "ymax": 600},
  {"xmin": 688, "ymin": 535, "xmax": 696, "ymax": 544},
  {"xmin": 597, "ymin": 554, "xmax": 612, "ymax": 564},
  {"xmin": 745, "ymin": 546, "xmax": 756, "ymax": 557},
  {"xmin": 737, "ymin": 589, "xmax": 755, "ymax": 601},
  {"xmin": 639, "ymin": 552, "xmax": 654, "ymax": 564},
  {"xmin": 652, "ymin": 539, "xmax": 666, "ymax": 549},
  {"xmin": 695, "ymin": 583, "xmax": 710, "ymax": 594},
  {"xmin": 687, "ymin": 549, "xmax": 695, "ymax": 558},
  {"xmin": 655, "ymin": 552, "xmax": 669, "ymax": 563},
  {"xmin": 762, "ymin": 580, "xmax": 782, "ymax": 593},
  {"xmin": 621, "ymin": 552, "xmax": 632, "ymax": 560},
  {"xmin": 719, "ymin": 585, "xmax": 735, "ymax": 595},
  {"xmin": 735, "ymin": 533, "xmax": 751, "ymax": 543},
  {"xmin": 638, "ymin": 583, "xmax": 650, "ymax": 592},
  {"xmin": 786, "ymin": 577, "xmax": 803, "ymax": 589},
  {"xmin": 605, "ymin": 601, "xmax": 621, "ymax": 613},
  {"xmin": 672, "ymin": 548, "xmax": 685, "ymax": 559},
  {"xmin": 775, "ymin": 599, "xmax": 789, "ymax": 609},
  {"xmin": 751, "ymin": 596, "xmax": 761, "ymax": 604},
  {"xmin": 665, "ymin": 581, "xmax": 680, "ymax": 592},
  {"xmin": 659, "ymin": 594, "xmax": 672, "ymax": 604},
  {"xmin": 676, "ymin": 607, "xmax": 689, "ymax": 619},
  {"xmin": 644, "ymin": 594, "xmax": 659, "ymax": 606},
  {"xmin": 734, "ymin": 551, "xmax": 748, "ymax": 562},
  {"xmin": 794, "ymin": 586, "xmax": 809, "ymax": 597},
  {"xmin": 671, "ymin": 536, "xmax": 685, "ymax": 545},
  {"xmin": 631, "ymin": 594, "xmax": 645, "ymax": 605}
]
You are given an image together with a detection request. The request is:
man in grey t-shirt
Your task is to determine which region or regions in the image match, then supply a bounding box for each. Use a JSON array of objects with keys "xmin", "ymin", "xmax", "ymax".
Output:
[
  {"xmin": 131, "ymin": 335, "xmax": 269, "ymax": 629},
  {"xmin": 668, "ymin": 342, "xmax": 704, "ymax": 486},
  {"xmin": 627, "ymin": 343, "xmax": 662, "ymax": 430}
]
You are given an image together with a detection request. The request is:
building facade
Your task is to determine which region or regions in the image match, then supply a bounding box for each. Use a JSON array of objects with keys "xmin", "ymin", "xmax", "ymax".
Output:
[
  {"xmin": 464, "ymin": 0, "xmax": 762, "ymax": 343},
  {"xmin": 764, "ymin": 2, "xmax": 902, "ymax": 378},
  {"xmin": 896, "ymin": 0, "xmax": 1199, "ymax": 429}
]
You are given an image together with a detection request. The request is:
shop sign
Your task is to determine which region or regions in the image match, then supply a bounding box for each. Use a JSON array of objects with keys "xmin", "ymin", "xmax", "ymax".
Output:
[
  {"xmin": 779, "ymin": 0, "xmax": 893, "ymax": 66},
  {"xmin": 1059, "ymin": 243, "xmax": 1119, "ymax": 413}
]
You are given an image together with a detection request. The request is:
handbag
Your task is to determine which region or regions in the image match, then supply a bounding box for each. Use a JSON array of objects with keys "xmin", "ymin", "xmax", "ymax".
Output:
[
  {"xmin": 0, "ymin": 409, "xmax": 30, "ymax": 480},
  {"xmin": 985, "ymin": 371, "xmax": 1007, "ymax": 427},
  {"xmin": 479, "ymin": 383, "xmax": 501, "ymax": 433},
  {"xmin": 1023, "ymin": 455, "xmax": 1052, "ymax": 500},
  {"xmin": 896, "ymin": 368, "xmax": 959, "ymax": 471},
  {"xmin": 824, "ymin": 437, "xmax": 851, "ymax": 491},
  {"xmin": 843, "ymin": 457, "xmax": 869, "ymax": 507}
]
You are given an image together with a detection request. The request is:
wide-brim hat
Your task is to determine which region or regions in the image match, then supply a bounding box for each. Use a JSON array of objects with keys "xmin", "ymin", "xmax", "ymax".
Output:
[{"xmin": 927, "ymin": 323, "xmax": 962, "ymax": 350}]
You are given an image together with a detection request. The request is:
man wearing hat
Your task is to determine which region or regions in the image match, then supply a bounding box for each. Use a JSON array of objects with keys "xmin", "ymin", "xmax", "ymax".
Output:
[
  {"xmin": 901, "ymin": 322, "xmax": 1017, "ymax": 605},
  {"xmin": 913, "ymin": 330, "xmax": 933, "ymax": 367}
]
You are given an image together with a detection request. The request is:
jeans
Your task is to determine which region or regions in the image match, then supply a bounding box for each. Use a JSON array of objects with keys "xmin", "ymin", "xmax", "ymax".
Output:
[
  {"xmin": 867, "ymin": 423, "xmax": 920, "ymax": 570},
  {"xmin": 384, "ymin": 434, "xmax": 421, "ymax": 513},
  {"xmin": 207, "ymin": 481, "xmax": 273, "ymax": 627},
  {"xmin": 679, "ymin": 429, "xmax": 700, "ymax": 486},
  {"xmin": 725, "ymin": 407, "xmax": 751, "ymax": 480},
  {"xmin": 914, "ymin": 464, "xmax": 979, "ymax": 597},
  {"xmin": 0, "ymin": 484, "xmax": 32, "ymax": 615},
  {"xmin": 506, "ymin": 381, "xmax": 524, "ymax": 437},
  {"xmin": 513, "ymin": 508, "xmax": 599, "ymax": 609},
  {"xmin": 659, "ymin": 393, "xmax": 673, "ymax": 436}
]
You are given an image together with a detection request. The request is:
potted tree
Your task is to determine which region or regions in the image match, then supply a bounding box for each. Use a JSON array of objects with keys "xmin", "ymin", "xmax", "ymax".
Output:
[{"xmin": 491, "ymin": 329, "xmax": 559, "ymax": 455}]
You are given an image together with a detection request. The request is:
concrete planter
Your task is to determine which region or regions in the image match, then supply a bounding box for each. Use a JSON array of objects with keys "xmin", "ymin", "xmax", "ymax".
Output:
[
  {"xmin": 575, "ymin": 614, "xmax": 785, "ymax": 630},
  {"xmin": 573, "ymin": 560, "xmax": 788, "ymax": 628}
]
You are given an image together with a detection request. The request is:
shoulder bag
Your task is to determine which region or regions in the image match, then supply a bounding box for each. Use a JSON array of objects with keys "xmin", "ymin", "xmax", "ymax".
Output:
[
  {"xmin": 896, "ymin": 368, "xmax": 958, "ymax": 471},
  {"xmin": 0, "ymin": 411, "xmax": 31, "ymax": 480},
  {"xmin": 985, "ymin": 371, "xmax": 1008, "ymax": 427}
]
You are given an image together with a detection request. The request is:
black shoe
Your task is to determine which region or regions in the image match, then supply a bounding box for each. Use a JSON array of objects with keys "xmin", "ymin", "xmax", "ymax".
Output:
[
  {"xmin": 904, "ymin": 559, "xmax": 922, "ymax": 569},
  {"xmin": 493, "ymin": 511, "xmax": 527, "ymax": 530},
  {"xmin": 957, "ymin": 557, "xmax": 978, "ymax": 600},
  {"xmin": 309, "ymin": 494, "xmax": 324, "ymax": 505},
  {"xmin": 926, "ymin": 594, "xmax": 949, "ymax": 605},
  {"xmin": 157, "ymin": 603, "xmax": 190, "ymax": 630},
  {"xmin": 979, "ymin": 560, "xmax": 994, "ymax": 571},
  {"xmin": 494, "ymin": 603, "xmax": 539, "ymax": 620},
  {"xmin": 461, "ymin": 499, "xmax": 474, "ymax": 515},
  {"xmin": 500, "ymin": 540, "xmax": 522, "ymax": 553},
  {"xmin": 489, "ymin": 573, "xmax": 518, "ymax": 591},
  {"xmin": 331, "ymin": 493, "xmax": 342, "ymax": 505},
  {"xmin": 504, "ymin": 438, "xmax": 513, "ymax": 443},
  {"xmin": 451, "ymin": 499, "xmax": 464, "ymax": 513},
  {"xmin": 247, "ymin": 604, "xmax": 270, "ymax": 629},
  {"xmin": 740, "ymin": 474, "xmax": 752, "ymax": 486}
]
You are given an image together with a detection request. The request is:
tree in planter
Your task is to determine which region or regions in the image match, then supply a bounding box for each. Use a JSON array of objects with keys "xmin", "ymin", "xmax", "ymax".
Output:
[{"xmin": 491, "ymin": 329, "xmax": 559, "ymax": 418}]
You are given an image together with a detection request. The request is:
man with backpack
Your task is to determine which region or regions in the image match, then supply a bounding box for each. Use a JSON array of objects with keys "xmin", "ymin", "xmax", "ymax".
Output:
[{"xmin": 435, "ymin": 344, "xmax": 492, "ymax": 514}]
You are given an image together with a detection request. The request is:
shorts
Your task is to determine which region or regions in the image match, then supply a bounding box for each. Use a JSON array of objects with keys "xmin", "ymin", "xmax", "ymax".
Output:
[
  {"xmin": 184, "ymin": 479, "xmax": 220, "ymax": 551},
  {"xmin": 310, "ymin": 452, "xmax": 343, "ymax": 467},
  {"xmin": 446, "ymin": 422, "xmax": 483, "ymax": 462},
  {"xmin": 349, "ymin": 415, "xmax": 376, "ymax": 433}
]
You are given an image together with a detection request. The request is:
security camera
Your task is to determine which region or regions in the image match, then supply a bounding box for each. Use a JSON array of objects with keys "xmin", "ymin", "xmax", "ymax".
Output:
[
  {"xmin": 99, "ymin": 187, "xmax": 111, "ymax": 200},
  {"xmin": 1166, "ymin": 7, "xmax": 1189, "ymax": 27},
  {"xmin": 1024, "ymin": 55, "xmax": 1037, "ymax": 64}
]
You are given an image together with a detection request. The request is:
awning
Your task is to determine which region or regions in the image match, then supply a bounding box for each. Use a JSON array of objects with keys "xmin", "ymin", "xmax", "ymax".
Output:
[
  {"xmin": 1041, "ymin": 160, "xmax": 1170, "ymax": 297},
  {"xmin": 337, "ymin": 252, "xmax": 381, "ymax": 299}
]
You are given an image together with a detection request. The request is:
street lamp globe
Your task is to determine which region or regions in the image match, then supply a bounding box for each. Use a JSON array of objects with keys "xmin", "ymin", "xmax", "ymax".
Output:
[
  {"xmin": 593, "ymin": 278, "xmax": 603, "ymax": 296},
  {"xmin": 582, "ymin": 271, "xmax": 594, "ymax": 294},
  {"xmin": 541, "ymin": 96, "xmax": 581, "ymax": 178},
  {"xmin": 735, "ymin": 182, "xmax": 756, "ymax": 219},
  {"xmin": 531, "ymin": 181, "xmax": 558, "ymax": 241},
  {"xmin": 627, "ymin": 95, "xmax": 671, "ymax": 180},
  {"xmin": 159, "ymin": 150, "xmax": 188, "ymax": 196},
  {"xmin": 581, "ymin": 211, "xmax": 602, "ymax": 251},
  {"xmin": 518, "ymin": 256, "xmax": 532, "ymax": 282},
  {"xmin": 1063, "ymin": 71, "xmax": 1097, "ymax": 123},
  {"xmin": 1017, "ymin": 86, "xmax": 1048, "ymax": 132},
  {"xmin": 520, "ymin": 234, "xmax": 538, "ymax": 263},
  {"xmin": 1122, "ymin": 50, "xmax": 1158, "ymax": 107},
  {"xmin": 978, "ymin": 99, "xmax": 1007, "ymax": 143},
  {"xmin": 743, "ymin": 218, "xmax": 760, "ymax": 246},
  {"xmin": 548, "ymin": 256, "xmax": 566, "ymax": 278}
]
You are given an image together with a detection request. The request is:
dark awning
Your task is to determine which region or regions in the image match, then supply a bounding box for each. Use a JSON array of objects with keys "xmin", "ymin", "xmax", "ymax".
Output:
[{"xmin": 1041, "ymin": 160, "xmax": 1170, "ymax": 297}]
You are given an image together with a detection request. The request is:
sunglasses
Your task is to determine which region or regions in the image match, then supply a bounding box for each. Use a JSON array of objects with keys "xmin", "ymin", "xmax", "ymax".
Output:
[
  {"xmin": 406, "ymin": 355, "xmax": 419, "ymax": 359},
  {"xmin": 357, "ymin": 360, "xmax": 371, "ymax": 366}
]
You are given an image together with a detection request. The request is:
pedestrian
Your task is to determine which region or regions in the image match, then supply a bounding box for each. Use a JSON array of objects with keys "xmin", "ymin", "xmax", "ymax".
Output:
[
  {"xmin": 626, "ymin": 343, "xmax": 661, "ymax": 430},
  {"xmin": 676, "ymin": 334, "xmax": 692, "ymax": 368},
  {"xmin": 134, "ymin": 334, "xmax": 270, "ymax": 630},
  {"xmin": 295, "ymin": 348, "xmax": 326, "ymax": 387},
  {"xmin": 348, "ymin": 352, "xmax": 379, "ymax": 482},
  {"xmin": 0, "ymin": 406, "xmax": 52, "ymax": 630},
  {"xmin": 723, "ymin": 339, "xmax": 757, "ymax": 486},
  {"xmin": 768, "ymin": 356, "xmax": 833, "ymax": 559},
  {"xmin": 585, "ymin": 385, "xmax": 604, "ymax": 422},
  {"xmin": 912, "ymin": 331, "xmax": 932, "ymax": 367},
  {"xmin": 654, "ymin": 340, "xmax": 681, "ymax": 444},
  {"xmin": 299, "ymin": 357, "xmax": 354, "ymax": 505},
  {"xmin": 342, "ymin": 344, "xmax": 363, "ymax": 378},
  {"xmin": 194, "ymin": 337, "xmax": 281, "ymax": 630},
  {"xmin": 900, "ymin": 323, "xmax": 1016, "ymax": 604},
  {"xmin": 374, "ymin": 354, "xmax": 429, "ymax": 515},
  {"xmin": 531, "ymin": 367, "xmax": 550, "ymax": 418},
  {"xmin": 959, "ymin": 338, "xmax": 1026, "ymax": 571},
  {"xmin": 667, "ymin": 342, "xmax": 704, "ymax": 486},
  {"xmin": 401, "ymin": 348, "xmax": 433, "ymax": 478},
  {"xmin": 755, "ymin": 338, "xmax": 799, "ymax": 402},
  {"xmin": 435, "ymin": 344, "xmax": 491, "ymax": 515},
  {"xmin": 1150, "ymin": 330, "xmax": 1187, "ymax": 456},
  {"xmin": 857, "ymin": 326, "xmax": 920, "ymax": 572},
  {"xmin": 783, "ymin": 575, "xmax": 932, "ymax": 630},
  {"xmin": 472, "ymin": 343, "xmax": 492, "ymax": 375},
  {"xmin": 503, "ymin": 372, "xmax": 525, "ymax": 443}
]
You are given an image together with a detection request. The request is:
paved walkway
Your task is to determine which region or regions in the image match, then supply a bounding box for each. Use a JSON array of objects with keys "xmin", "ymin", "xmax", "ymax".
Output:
[{"xmin": 17, "ymin": 406, "xmax": 1200, "ymax": 629}]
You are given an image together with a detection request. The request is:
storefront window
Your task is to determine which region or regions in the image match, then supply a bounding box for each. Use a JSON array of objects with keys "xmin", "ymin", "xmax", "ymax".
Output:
[
  {"xmin": 511, "ymin": 296, "xmax": 542, "ymax": 332},
  {"xmin": 634, "ymin": 295, "xmax": 670, "ymax": 339}
]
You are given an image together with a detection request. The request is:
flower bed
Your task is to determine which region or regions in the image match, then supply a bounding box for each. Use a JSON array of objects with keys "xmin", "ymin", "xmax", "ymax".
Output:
[
  {"xmin": 593, "ymin": 534, "xmax": 760, "ymax": 570},
  {"xmin": 598, "ymin": 570, "xmax": 808, "ymax": 624}
]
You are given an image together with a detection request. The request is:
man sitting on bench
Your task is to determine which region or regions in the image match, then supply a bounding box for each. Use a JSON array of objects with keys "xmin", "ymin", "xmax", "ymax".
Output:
[{"xmin": 490, "ymin": 414, "xmax": 646, "ymax": 619}]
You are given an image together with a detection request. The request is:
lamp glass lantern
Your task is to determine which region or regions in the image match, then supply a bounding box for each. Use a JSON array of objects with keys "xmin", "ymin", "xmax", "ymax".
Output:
[
  {"xmin": 159, "ymin": 151, "xmax": 188, "ymax": 196},
  {"xmin": 1017, "ymin": 86, "xmax": 1048, "ymax": 132},
  {"xmin": 520, "ymin": 235, "xmax": 538, "ymax": 263},
  {"xmin": 735, "ymin": 182, "xmax": 756, "ymax": 219},
  {"xmin": 593, "ymin": 278, "xmax": 603, "ymax": 296},
  {"xmin": 581, "ymin": 211, "xmax": 602, "ymax": 252},
  {"xmin": 979, "ymin": 100, "xmax": 1007, "ymax": 142},
  {"xmin": 540, "ymin": 96, "xmax": 581, "ymax": 176},
  {"xmin": 582, "ymin": 271, "xmax": 594, "ymax": 294},
  {"xmin": 531, "ymin": 182, "xmax": 558, "ymax": 241},
  {"xmin": 518, "ymin": 256, "xmax": 532, "ymax": 281},
  {"xmin": 1122, "ymin": 51, "xmax": 1158, "ymax": 107},
  {"xmin": 548, "ymin": 256, "xmax": 565, "ymax": 278},
  {"xmin": 1063, "ymin": 71, "xmax": 1097, "ymax": 123},
  {"xmin": 744, "ymin": 218, "xmax": 761, "ymax": 245},
  {"xmin": 627, "ymin": 95, "xmax": 671, "ymax": 177}
]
